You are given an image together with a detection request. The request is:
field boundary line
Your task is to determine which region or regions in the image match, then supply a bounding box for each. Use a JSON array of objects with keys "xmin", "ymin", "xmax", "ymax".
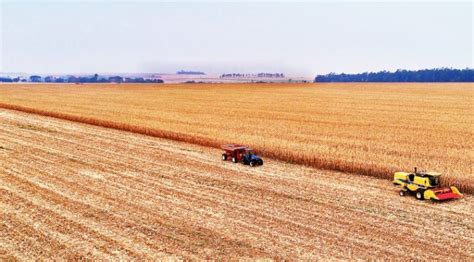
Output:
[{"xmin": 1, "ymin": 102, "xmax": 471, "ymax": 194}]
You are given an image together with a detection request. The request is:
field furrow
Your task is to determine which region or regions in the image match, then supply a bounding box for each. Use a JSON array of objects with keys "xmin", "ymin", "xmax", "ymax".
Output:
[{"xmin": 1, "ymin": 109, "xmax": 473, "ymax": 259}]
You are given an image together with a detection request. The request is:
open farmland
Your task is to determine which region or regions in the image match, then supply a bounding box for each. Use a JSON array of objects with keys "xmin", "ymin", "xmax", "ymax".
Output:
[
  {"xmin": 1, "ymin": 109, "xmax": 473, "ymax": 260},
  {"xmin": 0, "ymin": 83, "xmax": 472, "ymax": 192}
]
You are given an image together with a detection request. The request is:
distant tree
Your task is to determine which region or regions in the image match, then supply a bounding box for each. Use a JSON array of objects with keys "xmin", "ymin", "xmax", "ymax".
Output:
[
  {"xmin": 29, "ymin": 75, "xmax": 42, "ymax": 82},
  {"xmin": 91, "ymin": 73, "xmax": 99, "ymax": 82},
  {"xmin": 108, "ymin": 76, "xmax": 123, "ymax": 83},
  {"xmin": 67, "ymin": 76, "xmax": 78, "ymax": 83},
  {"xmin": 44, "ymin": 76, "xmax": 55, "ymax": 82},
  {"xmin": 0, "ymin": 77, "xmax": 13, "ymax": 82}
]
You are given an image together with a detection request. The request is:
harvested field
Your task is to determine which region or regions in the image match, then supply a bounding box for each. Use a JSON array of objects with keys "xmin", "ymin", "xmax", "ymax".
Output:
[
  {"xmin": 1, "ymin": 109, "xmax": 473, "ymax": 260},
  {"xmin": 0, "ymin": 83, "xmax": 473, "ymax": 192}
]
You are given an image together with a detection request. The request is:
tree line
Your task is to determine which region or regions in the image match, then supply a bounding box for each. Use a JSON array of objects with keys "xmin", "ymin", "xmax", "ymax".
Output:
[
  {"xmin": 220, "ymin": 73, "xmax": 285, "ymax": 78},
  {"xmin": 177, "ymin": 70, "xmax": 205, "ymax": 75},
  {"xmin": 314, "ymin": 68, "xmax": 473, "ymax": 82},
  {"xmin": 0, "ymin": 74, "xmax": 164, "ymax": 83}
]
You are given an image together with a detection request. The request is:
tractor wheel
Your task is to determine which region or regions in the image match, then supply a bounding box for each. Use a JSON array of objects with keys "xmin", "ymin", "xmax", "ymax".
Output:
[
  {"xmin": 399, "ymin": 190, "xmax": 406, "ymax": 197},
  {"xmin": 222, "ymin": 154, "xmax": 227, "ymax": 161},
  {"xmin": 250, "ymin": 161, "xmax": 256, "ymax": 167},
  {"xmin": 416, "ymin": 190, "xmax": 425, "ymax": 200},
  {"xmin": 232, "ymin": 157, "xmax": 237, "ymax": 163},
  {"xmin": 258, "ymin": 159, "xmax": 263, "ymax": 166}
]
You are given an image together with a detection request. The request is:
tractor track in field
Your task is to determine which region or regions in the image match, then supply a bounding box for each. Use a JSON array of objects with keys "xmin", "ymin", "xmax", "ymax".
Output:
[{"xmin": 0, "ymin": 109, "xmax": 473, "ymax": 260}]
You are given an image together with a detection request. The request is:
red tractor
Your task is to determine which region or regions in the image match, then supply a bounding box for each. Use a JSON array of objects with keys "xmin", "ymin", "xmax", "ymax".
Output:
[{"xmin": 221, "ymin": 144, "xmax": 263, "ymax": 167}]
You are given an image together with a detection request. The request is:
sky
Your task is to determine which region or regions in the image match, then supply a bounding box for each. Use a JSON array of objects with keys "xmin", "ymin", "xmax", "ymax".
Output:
[{"xmin": 0, "ymin": 0, "xmax": 472, "ymax": 76}]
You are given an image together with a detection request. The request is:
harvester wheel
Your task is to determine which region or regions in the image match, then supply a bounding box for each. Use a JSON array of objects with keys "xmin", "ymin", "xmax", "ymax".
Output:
[
  {"xmin": 399, "ymin": 190, "xmax": 406, "ymax": 196},
  {"xmin": 232, "ymin": 157, "xmax": 237, "ymax": 163},
  {"xmin": 222, "ymin": 154, "xmax": 227, "ymax": 161},
  {"xmin": 416, "ymin": 190, "xmax": 425, "ymax": 200}
]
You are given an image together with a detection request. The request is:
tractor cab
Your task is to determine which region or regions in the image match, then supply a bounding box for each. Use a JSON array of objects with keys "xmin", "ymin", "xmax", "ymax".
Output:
[
  {"xmin": 243, "ymin": 149, "xmax": 256, "ymax": 159},
  {"xmin": 241, "ymin": 149, "xmax": 263, "ymax": 166},
  {"xmin": 221, "ymin": 144, "xmax": 263, "ymax": 167}
]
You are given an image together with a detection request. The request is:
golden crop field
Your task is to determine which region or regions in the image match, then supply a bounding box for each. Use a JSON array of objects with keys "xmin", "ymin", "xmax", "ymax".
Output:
[
  {"xmin": 1, "ymin": 109, "xmax": 473, "ymax": 260},
  {"xmin": 0, "ymin": 83, "xmax": 473, "ymax": 193}
]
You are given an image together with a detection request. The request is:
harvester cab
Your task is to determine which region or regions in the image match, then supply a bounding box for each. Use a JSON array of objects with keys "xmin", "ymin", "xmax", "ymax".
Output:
[
  {"xmin": 393, "ymin": 168, "xmax": 463, "ymax": 201},
  {"xmin": 221, "ymin": 144, "xmax": 263, "ymax": 167}
]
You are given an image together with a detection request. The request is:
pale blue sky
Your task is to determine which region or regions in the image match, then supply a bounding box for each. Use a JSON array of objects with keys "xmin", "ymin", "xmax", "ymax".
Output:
[{"xmin": 1, "ymin": 1, "xmax": 472, "ymax": 76}]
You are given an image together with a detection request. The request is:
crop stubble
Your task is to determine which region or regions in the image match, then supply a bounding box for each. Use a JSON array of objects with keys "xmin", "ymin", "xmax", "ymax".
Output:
[{"xmin": 0, "ymin": 109, "xmax": 473, "ymax": 260}]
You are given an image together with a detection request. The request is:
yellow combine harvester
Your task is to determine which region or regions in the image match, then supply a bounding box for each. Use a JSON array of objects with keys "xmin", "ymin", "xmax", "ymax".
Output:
[{"xmin": 393, "ymin": 168, "xmax": 463, "ymax": 201}]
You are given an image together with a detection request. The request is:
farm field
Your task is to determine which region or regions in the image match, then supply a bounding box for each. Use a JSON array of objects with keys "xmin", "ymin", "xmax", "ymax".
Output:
[
  {"xmin": 0, "ymin": 83, "xmax": 473, "ymax": 193},
  {"xmin": 1, "ymin": 109, "xmax": 473, "ymax": 260}
]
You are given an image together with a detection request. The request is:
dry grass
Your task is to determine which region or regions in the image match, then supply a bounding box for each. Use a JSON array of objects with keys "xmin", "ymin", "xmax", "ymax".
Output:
[{"xmin": 0, "ymin": 83, "xmax": 472, "ymax": 192}]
